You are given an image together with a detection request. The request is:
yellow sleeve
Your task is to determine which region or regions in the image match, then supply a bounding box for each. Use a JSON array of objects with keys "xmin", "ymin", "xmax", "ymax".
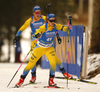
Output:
[
  {"xmin": 42, "ymin": 15, "xmax": 46, "ymax": 23},
  {"xmin": 18, "ymin": 18, "xmax": 31, "ymax": 32},
  {"xmin": 56, "ymin": 24, "xmax": 68, "ymax": 32},
  {"xmin": 35, "ymin": 24, "xmax": 46, "ymax": 35}
]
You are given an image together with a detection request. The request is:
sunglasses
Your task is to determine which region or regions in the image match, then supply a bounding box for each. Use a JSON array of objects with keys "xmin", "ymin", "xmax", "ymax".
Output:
[
  {"xmin": 34, "ymin": 12, "xmax": 41, "ymax": 14},
  {"xmin": 49, "ymin": 20, "xmax": 56, "ymax": 22}
]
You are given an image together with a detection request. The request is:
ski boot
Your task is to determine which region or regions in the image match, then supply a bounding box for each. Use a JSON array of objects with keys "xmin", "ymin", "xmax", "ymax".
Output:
[
  {"xmin": 63, "ymin": 72, "xmax": 73, "ymax": 79},
  {"xmin": 15, "ymin": 78, "xmax": 24, "ymax": 88},
  {"xmin": 15, "ymin": 75, "xmax": 26, "ymax": 88},
  {"xmin": 49, "ymin": 77, "xmax": 57, "ymax": 86},
  {"xmin": 30, "ymin": 76, "xmax": 36, "ymax": 83}
]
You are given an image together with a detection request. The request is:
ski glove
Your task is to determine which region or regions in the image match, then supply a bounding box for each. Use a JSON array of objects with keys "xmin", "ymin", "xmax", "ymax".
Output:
[
  {"xmin": 13, "ymin": 36, "xmax": 20, "ymax": 44},
  {"xmin": 57, "ymin": 36, "xmax": 62, "ymax": 44},
  {"xmin": 35, "ymin": 33, "xmax": 41, "ymax": 38},
  {"xmin": 56, "ymin": 33, "xmax": 62, "ymax": 44}
]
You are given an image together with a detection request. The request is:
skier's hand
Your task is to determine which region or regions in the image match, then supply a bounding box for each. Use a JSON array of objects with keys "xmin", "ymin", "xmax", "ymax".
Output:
[
  {"xmin": 13, "ymin": 36, "xmax": 20, "ymax": 44},
  {"xmin": 57, "ymin": 36, "xmax": 62, "ymax": 44},
  {"xmin": 67, "ymin": 13, "xmax": 72, "ymax": 30},
  {"xmin": 67, "ymin": 13, "xmax": 72, "ymax": 20},
  {"xmin": 68, "ymin": 26, "xmax": 72, "ymax": 30},
  {"xmin": 35, "ymin": 33, "xmax": 41, "ymax": 38},
  {"xmin": 56, "ymin": 33, "xmax": 62, "ymax": 44}
]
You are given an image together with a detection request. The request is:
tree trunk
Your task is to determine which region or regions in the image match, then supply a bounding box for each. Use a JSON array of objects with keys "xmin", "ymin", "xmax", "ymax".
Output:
[{"xmin": 89, "ymin": 0, "xmax": 100, "ymax": 53}]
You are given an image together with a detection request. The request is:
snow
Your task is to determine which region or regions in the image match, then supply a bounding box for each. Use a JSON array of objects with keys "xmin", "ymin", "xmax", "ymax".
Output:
[
  {"xmin": 1, "ymin": 36, "xmax": 100, "ymax": 92},
  {"xmin": 87, "ymin": 54, "xmax": 100, "ymax": 76},
  {"xmin": 1, "ymin": 27, "xmax": 100, "ymax": 92},
  {"xmin": 0, "ymin": 57, "xmax": 100, "ymax": 92}
]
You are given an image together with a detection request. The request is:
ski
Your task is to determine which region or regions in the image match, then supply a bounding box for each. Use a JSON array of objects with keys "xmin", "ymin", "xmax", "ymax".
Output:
[
  {"xmin": 55, "ymin": 77, "xmax": 97, "ymax": 84},
  {"xmin": 12, "ymin": 82, "xmax": 41, "ymax": 88},
  {"xmin": 22, "ymin": 82, "xmax": 41, "ymax": 87},
  {"xmin": 34, "ymin": 85, "xmax": 64, "ymax": 89}
]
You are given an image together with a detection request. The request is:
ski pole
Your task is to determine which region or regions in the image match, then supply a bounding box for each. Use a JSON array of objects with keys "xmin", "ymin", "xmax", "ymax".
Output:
[
  {"xmin": 46, "ymin": 3, "xmax": 51, "ymax": 14},
  {"xmin": 32, "ymin": 0, "xmax": 36, "ymax": 6},
  {"xmin": 66, "ymin": 13, "xmax": 72, "ymax": 88},
  {"xmin": 7, "ymin": 38, "xmax": 38, "ymax": 87},
  {"xmin": 46, "ymin": 3, "xmax": 51, "ymax": 24}
]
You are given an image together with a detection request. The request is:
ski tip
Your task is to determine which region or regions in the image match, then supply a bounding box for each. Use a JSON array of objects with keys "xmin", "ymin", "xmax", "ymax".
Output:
[
  {"xmin": 66, "ymin": 86, "xmax": 70, "ymax": 89},
  {"xmin": 13, "ymin": 85, "xmax": 19, "ymax": 88},
  {"xmin": 88, "ymin": 82, "xmax": 97, "ymax": 84}
]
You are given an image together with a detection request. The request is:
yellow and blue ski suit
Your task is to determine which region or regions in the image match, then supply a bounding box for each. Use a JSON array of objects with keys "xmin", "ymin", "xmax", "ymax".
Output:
[
  {"xmin": 16, "ymin": 15, "xmax": 46, "ymax": 77},
  {"xmin": 23, "ymin": 23, "xmax": 68, "ymax": 77}
]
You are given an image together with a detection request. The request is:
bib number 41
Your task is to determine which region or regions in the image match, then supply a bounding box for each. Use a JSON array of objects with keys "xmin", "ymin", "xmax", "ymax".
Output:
[{"xmin": 46, "ymin": 38, "xmax": 52, "ymax": 41}]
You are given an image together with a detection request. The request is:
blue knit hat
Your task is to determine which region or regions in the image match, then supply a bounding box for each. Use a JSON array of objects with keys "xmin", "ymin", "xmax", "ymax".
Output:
[
  {"xmin": 33, "ymin": 6, "xmax": 41, "ymax": 12},
  {"xmin": 47, "ymin": 13, "xmax": 56, "ymax": 20}
]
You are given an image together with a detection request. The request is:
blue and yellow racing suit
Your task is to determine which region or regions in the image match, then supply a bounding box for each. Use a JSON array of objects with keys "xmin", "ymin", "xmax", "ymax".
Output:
[
  {"xmin": 23, "ymin": 23, "xmax": 68, "ymax": 77},
  {"xmin": 16, "ymin": 15, "xmax": 46, "ymax": 77}
]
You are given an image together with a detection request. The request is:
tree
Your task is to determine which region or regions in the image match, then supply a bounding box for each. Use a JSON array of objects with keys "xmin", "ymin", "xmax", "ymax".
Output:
[
  {"xmin": 89, "ymin": 0, "xmax": 100, "ymax": 53},
  {"xmin": 0, "ymin": 0, "xmax": 76, "ymax": 62},
  {"xmin": 0, "ymin": 0, "xmax": 33, "ymax": 62}
]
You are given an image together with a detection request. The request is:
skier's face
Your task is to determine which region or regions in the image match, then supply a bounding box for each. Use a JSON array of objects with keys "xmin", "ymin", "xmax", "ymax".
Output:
[
  {"xmin": 48, "ymin": 18, "xmax": 56, "ymax": 27},
  {"xmin": 33, "ymin": 10, "xmax": 41, "ymax": 20}
]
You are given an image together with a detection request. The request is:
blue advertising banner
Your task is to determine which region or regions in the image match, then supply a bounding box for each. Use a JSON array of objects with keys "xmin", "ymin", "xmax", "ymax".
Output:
[{"xmin": 41, "ymin": 25, "xmax": 83, "ymax": 78}]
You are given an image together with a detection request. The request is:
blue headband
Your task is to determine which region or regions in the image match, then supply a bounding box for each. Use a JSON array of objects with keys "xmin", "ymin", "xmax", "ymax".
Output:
[
  {"xmin": 47, "ymin": 13, "xmax": 56, "ymax": 20},
  {"xmin": 33, "ymin": 6, "xmax": 41, "ymax": 12}
]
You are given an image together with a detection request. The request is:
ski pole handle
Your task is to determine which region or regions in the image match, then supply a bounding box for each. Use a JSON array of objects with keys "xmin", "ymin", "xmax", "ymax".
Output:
[
  {"xmin": 67, "ymin": 13, "xmax": 72, "ymax": 30},
  {"xmin": 46, "ymin": 3, "xmax": 51, "ymax": 14},
  {"xmin": 32, "ymin": 0, "xmax": 36, "ymax": 5}
]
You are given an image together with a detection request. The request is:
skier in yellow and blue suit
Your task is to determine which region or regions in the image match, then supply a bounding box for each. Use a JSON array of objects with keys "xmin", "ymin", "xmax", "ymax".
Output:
[
  {"xmin": 13, "ymin": 5, "xmax": 46, "ymax": 84},
  {"xmin": 15, "ymin": 13, "xmax": 73, "ymax": 87}
]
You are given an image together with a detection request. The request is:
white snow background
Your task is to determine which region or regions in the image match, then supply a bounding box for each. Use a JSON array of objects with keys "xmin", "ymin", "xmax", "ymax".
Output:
[{"xmin": 0, "ymin": 54, "xmax": 100, "ymax": 92}]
